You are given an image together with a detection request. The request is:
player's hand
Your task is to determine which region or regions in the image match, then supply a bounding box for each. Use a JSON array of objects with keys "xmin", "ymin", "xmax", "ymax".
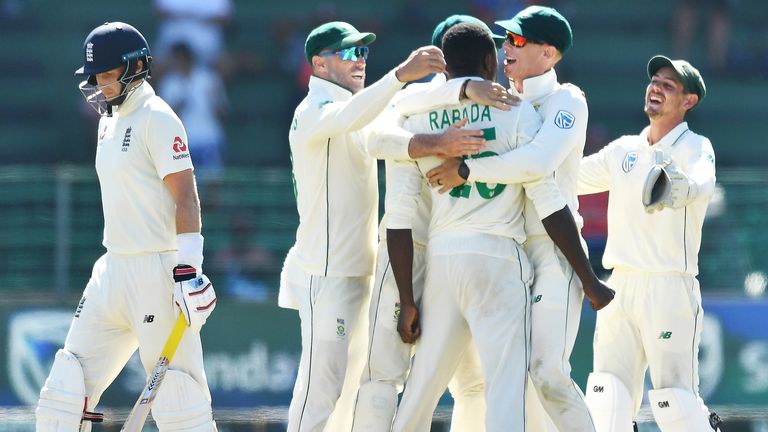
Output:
[
  {"xmin": 395, "ymin": 46, "xmax": 446, "ymax": 82},
  {"xmin": 582, "ymin": 278, "xmax": 615, "ymax": 311},
  {"xmin": 427, "ymin": 158, "xmax": 466, "ymax": 193},
  {"xmin": 173, "ymin": 265, "xmax": 217, "ymax": 332},
  {"xmin": 433, "ymin": 118, "xmax": 485, "ymax": 158},
  {"xmin": 465, "ymin": 80, "xmax": 519, "ymax": 111},
  {"xmin": 397, "ymin": 302, "xmax": 421, "ymax": 344}
]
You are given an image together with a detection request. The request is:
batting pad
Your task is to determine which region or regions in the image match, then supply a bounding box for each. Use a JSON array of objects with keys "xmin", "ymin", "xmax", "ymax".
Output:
[
  {"xmin": 36, "ymin": 349, "xmax": 89, "ymax": 432},
  {"xmin": 152, "ymin": 370, "xmax": 216, "ymax": 431},
  {"xmin": 648, "ymin": 387, "xmax": 718, "ymax": 432}
]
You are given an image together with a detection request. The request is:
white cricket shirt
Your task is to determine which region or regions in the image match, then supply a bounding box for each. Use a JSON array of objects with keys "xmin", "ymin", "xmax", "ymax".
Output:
[
  {"xmin": 393, "ymin": 70, "xmax": 587, "ymax": 238},
  {"xmin": 578, "ymin": 122, "xmax": 716, "ymax": 275},
  {"xmin": 288, "ymin": 71, "xmax": 406, "ymax": 277},
  {"xmin": 387, "ymin": 77, "xmax": 566, "ymax": 253},
  {"xmin": 95, "ymin": 81, "xmax": 193, "ymax": 254}
]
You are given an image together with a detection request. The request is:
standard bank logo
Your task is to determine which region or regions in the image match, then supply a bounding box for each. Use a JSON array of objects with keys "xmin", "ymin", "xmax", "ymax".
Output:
[
  {"xmin": 9, "ymin": 310, "xmax": 72, "ymax": 405},
  {"xmin": 622, "ymin": 151, "xmax": 638, "ymax": 173},
  {"xmin": 554, "ymin": 110, "xmax": 575, "ymax": 129}
]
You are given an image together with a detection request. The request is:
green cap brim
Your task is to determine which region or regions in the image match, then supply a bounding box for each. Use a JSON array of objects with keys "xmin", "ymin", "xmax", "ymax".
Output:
[
  {"xmin": 492, "ymin": 35, "xmax": 505, "ymax": 49},
  {"xmin": 647, "ymin": 54, "xmax": 706, "ymax": 100},
  {"xmin": 495, "ymin": 18, "xmax": 547, "ymax": 46},
  {"xmin": 334, "ymin": 32, "xmax": 376, "ymax": 51}
]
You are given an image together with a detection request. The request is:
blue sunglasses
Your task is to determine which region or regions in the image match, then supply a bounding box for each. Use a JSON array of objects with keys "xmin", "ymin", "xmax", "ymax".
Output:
[{"xmin": 319, "ymin": 46, "xmax": 370, "ymax": 62}]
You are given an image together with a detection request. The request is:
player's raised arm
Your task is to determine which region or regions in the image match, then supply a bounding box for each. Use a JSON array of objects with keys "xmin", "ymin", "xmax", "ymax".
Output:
[{"xmin": 295, "ymin": 24, "xmax": 445, "ymax": 140}]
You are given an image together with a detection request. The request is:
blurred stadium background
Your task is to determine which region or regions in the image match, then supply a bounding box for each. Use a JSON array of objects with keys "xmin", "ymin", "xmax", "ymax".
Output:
[{"xmin": 1, "ymin": 0, "xmax": 767, "ymax": 430}]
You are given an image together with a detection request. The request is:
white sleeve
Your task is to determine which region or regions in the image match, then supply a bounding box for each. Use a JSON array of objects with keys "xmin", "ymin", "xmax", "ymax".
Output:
[
  {"xmin": 297, "ymin": 70, "xmax": 404, "ymax": 139},
  {"xmin": 361, "ymin": 104, "xmax": 412, "ymax": 161},
  {"xmin": 578, "ymin": 143, "xmax": 614, "ymax": 195},
  {"xmin": 146, "ymin": 109, "xmax": 193, "ymax": 179},
  {"xmin": 384, "ymin": 159, "xmax": 424, "ymax": 230},
  {"xmin": 685, "ymin": 137, "xmax": 717, "ymax": 201},
  {"xmin": 465, "ymin": 89, "xmax": 586, "ymax": 183},
  {"xmin": 523, "ymin": 174, "xmax": 566, "ymax": 219},
  {"xmin": 394, "ymin": 78, "xmax": 466, "ymax": 116}
]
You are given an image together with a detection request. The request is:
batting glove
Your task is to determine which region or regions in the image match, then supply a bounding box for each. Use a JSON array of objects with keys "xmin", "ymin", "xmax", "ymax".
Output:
[{"xmin": 173, "ymin": 265, "xmax": 217, "ymax": 332}]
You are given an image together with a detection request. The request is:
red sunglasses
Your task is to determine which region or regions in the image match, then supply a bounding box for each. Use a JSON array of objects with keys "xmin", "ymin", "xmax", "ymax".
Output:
[{"xmin": 505, "ymin": 31, "xmax": 539, "ymax": 48}]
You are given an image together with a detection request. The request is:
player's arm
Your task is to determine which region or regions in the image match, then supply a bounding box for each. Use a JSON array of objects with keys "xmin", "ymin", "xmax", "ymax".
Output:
[
  {"xmin": 427, "ymin": 91, "xmax": 587, "ymax": 191},
  {"xmin": 680, "ymin": 137, "xmax": 717, "ymax": 203},
  {"xmin": 396, "ymin": 77, "xmax": 516, "ymax": 117},
  {"xmin": 363, "ymin": 79, "xmax": 487, "ymax": 161},
  {"xmin": 364, "ymin": 106, "xmax": 486, "ymax": 161},
  {"xmin": 523, "ymin": 176, "xmax": 615, "ymax": 311},
  {"xmin": 385, "ymin": 159, "xmax": 423, "ymax": 344},
  {"xmin": 298, "ymin": 46, "xmax": 445, "ymax": 139},
  {"xmin": 148, "ymin": 111, "xmax": 215, "ymax": 331},
  {"xmin": 577, "ymin": 140, "xmax": 615, "ymax": 195}
]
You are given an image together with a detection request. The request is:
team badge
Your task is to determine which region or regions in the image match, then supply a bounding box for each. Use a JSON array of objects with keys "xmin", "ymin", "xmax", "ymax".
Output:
[
  {"xmin": 336, "ymin": 318, "xmax": 346, "ymax": 338},
  {"xmin": 86, "ymin": 42, "xmax": 94, "ymax": 62},
  {"xmin": 622, "ymin": 151, "xmax": 638, "ymax": 173},
  {"xmin": 554, "ymin": 110, "xmax": 575, "ymax": 129}
]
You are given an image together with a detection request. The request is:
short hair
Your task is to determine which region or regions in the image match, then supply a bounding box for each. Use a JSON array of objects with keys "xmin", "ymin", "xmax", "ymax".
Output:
[{"xmin": 442, "ymin": 23, "xmax": 496, "ymax": 78}]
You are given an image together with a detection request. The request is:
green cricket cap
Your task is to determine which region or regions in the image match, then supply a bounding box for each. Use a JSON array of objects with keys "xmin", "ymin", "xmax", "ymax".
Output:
[
  {"xmin": 304, "ymin": 21, "xmax": 376, "ymax": 64},
  {"xmin": 495, "ymin": 5, "xmax": 573, "ymax": 53},
  {"xmin": 647, "ymin": 55, "xmax": 706, "ymax": 101},
  {"xmin": 432, "ymin": 14, "xmax": 505, "ymax": 49}
]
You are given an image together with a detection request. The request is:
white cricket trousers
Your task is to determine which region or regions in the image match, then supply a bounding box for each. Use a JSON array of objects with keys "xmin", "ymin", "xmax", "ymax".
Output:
[
  {"xmin": 351, "ymin": 241, "xmax": 485, "ymax": 432},
  {"xmin": 593, "ymin": 269, "xmax": 708, "ymax": 416},
  {"xmin": 525, "ymin": 236, "xmax": 595, "ymax": 432},
  {"xmin": 282, "ymin": 264, "xmax": 371, "ymax": 432},
  {"xmin": 63, "ymin": 252, "xmax": 211, "ymax": 410},
  {"xmin": 392, "ymin": 234, "xmax": 532, "ymax": 432}
]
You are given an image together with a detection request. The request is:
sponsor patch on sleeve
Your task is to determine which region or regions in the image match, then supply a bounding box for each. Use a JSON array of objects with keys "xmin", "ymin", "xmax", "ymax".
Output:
[{"xmin": 554, "ymin": 110, "xmax": 575, "ymax": 129}]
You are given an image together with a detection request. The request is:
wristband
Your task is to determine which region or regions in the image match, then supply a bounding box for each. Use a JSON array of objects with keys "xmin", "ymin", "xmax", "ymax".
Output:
[
  {"xmin": 459, "ymin": 79, "xmax": 471, "ymax": 100},
  {"xmin": 458, "ymin": 159, "xmax": 470, "ymax": 180},
  {"xmin": 177, "ymin": 232, "xmax": 204, "ymax": 272}
]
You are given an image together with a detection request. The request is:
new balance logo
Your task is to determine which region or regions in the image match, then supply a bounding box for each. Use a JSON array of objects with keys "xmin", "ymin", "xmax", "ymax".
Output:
[
  {"xmin": 658, "ymin": 331, "xmax": 672, "ymax": 339},
  {"xmin": 122, "ymin": 127, "xmax": 132, "ymax": 152},
  {"xmin": 534, "ymin": 295, "xmax": 543, "ymax": 303},
  {"xmin": 143, "ymin": 315, "xmax": 155, "ymax": 323},
  {"xmin": 74, "ymin": 297, "xmax": 86, "ymax": 318}
]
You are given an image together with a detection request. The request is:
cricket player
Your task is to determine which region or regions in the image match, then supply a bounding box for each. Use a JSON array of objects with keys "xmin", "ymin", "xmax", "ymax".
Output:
[
  {"xmin": 279, "ymin": 21, "xmax": 499, "ymax": 432},
  {"xmin": 400, "ymin": 7, "xmax": 614, "ymax": 430},
  {"xmin": 35, "ymin": 22, "xmax": 217, "ymax": 431},
  {"xmin": 388, "ymin": 22, "xmax": 598, "ymax": 432},
  {"xmin": 579, "ymin": 56, "xmax": 721, "ymax": 432},
  {"xmin": 350, "ymin": 15, "xmax": 512, "ymax": 432}
]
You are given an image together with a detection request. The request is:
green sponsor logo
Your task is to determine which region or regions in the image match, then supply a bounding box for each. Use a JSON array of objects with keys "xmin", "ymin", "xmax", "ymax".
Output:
[
  {"xmin": 534, "ymin": 295, "xmax": 543, "ymax": 303},
  {"xmin": 658, "ymin": 331, "xmax": 672, "ymax": 339}
]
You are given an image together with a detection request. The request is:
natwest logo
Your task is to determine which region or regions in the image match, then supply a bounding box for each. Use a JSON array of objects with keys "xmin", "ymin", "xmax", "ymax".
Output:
[{"xmin": 172, "ymin": 136, "xmax": 187, "ymax": 153}]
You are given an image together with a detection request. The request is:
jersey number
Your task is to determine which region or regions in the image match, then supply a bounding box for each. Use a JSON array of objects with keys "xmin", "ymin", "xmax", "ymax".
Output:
[{"xmin": 449, "ymin": 151, "xmax": 506, "ymax": 199}]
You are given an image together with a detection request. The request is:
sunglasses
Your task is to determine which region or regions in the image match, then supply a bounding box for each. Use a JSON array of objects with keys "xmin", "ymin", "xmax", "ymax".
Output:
[
  {"xmin": 505, "ymin": 31, "xmax": 539, "ymax": 48},
  {"xmin": 318, "ymin": 46, "xmax": 370, "ymax": 62}
]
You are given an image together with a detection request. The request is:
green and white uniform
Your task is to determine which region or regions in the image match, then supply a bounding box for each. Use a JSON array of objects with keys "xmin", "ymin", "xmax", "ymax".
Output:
[
  {"xmin": 389, "ymin": 77, "xmax": 566, "ymax": 432},
  {"xmin": 280, "ymin": 70, "xmax": 410, "ymax": 432},
  {"xmin": 579, "ymin": 122, "xmax": 717, "ymax": 431},
  {"xmin": 395, "ymin": 69, "xmax": 595, "ymax": 431}
]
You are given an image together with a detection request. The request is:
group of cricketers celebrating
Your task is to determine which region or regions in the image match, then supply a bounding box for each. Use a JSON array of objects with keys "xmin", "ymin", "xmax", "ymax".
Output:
[{"xmin": 33, "ymin": 4, "xmax": 720, "ymax": 432}]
